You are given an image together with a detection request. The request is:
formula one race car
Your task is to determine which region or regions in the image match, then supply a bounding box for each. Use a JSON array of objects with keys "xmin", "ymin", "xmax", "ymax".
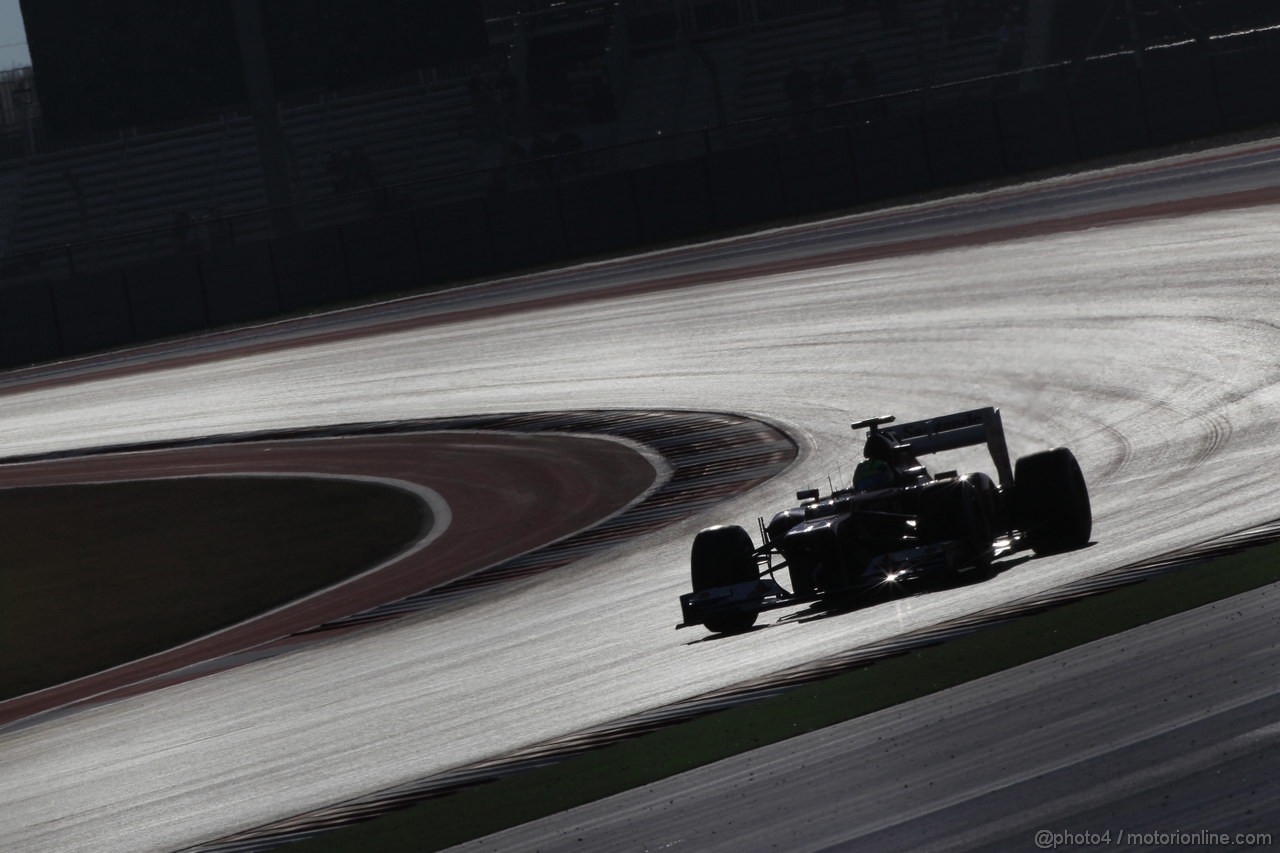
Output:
[{"xmin": 677, "ymin": 407, "xmax": 1091, "ymax": 634}]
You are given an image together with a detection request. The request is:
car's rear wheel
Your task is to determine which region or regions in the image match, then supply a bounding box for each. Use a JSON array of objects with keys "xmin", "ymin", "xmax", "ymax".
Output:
[
  {"xmin": 1015, "ymin": 447, "xmax": 1092, "ymax": 555},
  {"xmin": 691, "ymin": 525, "xmax": 759, "ymax": 634}
]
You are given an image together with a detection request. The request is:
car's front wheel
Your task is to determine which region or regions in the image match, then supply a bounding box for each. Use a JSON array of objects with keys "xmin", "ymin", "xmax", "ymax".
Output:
[{"xmin": 690, "ymin": 525, "xmax": 759, "ymax": 634}]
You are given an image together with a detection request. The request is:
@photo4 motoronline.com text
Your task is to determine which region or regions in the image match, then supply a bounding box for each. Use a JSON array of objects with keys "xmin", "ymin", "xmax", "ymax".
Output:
[{"xmin": 1034, "ymin": 829, "xmax": 1273, "ymax": 849}]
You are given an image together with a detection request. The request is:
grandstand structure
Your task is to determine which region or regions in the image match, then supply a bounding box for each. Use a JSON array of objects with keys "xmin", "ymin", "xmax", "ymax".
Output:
[
  {"xmin": 0, "ymin": 0, "xmax": 1276, "ymax": 282},
  {"xmin": 0, "ymin": 0, "xmax": 1032, "ymax": 277}
]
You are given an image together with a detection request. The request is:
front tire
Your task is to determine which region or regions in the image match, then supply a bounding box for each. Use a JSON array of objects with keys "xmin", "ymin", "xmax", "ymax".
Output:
[
  {"xmin": 691, "ymin": 525, "xmax": 759, "ymax": 634},
  {"xmin": 1015, "ymin": 447, "xmax": 1092, "ymax": 555}
]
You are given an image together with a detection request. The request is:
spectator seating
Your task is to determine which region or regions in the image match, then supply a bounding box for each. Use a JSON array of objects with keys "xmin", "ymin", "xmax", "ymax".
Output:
[
  {"xmin": 2, "ymin": 76, "xmax": 480, "ymax": 271},
  {"xmin": 0, "ymin": 0, "xmax": 1034, "ymax": 278},
  {"xmin": 726, "ymin": 0, "xmax": 1024, "ymax": 142}
]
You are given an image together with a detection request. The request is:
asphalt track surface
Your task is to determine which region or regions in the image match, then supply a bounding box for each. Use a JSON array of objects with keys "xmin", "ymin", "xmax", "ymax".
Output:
[
  {"xmin": 457, "ymin": 584, "xmax": 1280, "ymax": 853},
  {"xmin": 4, "ymin": 135, "xmax": 1280, "ymax": 852}
]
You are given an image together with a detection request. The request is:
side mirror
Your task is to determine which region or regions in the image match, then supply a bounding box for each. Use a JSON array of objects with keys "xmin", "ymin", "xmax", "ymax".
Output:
[{"xmin": 796, "ymin": 488, "xmax": 820, "ymax": 503}]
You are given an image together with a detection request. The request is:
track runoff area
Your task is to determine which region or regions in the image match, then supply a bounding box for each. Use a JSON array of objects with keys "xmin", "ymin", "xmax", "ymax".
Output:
[
  {"xmin": 7, "ymin": 133, "xmax": 1280, "ymax": 850},
  {"xmin": 193, "ymin": 517, "xmax": 1280, "ymax": 852},
  {"xmin": 188, "ymin": 135, "xmax": 1280, "ymax": 851}
]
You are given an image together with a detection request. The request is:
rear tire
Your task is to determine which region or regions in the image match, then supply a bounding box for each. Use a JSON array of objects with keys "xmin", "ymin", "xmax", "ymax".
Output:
[
  {"xmin": 1015, "ymin": 447, "xmax": 1092, "ymax": 555},
  {"xmin": 691, "ymin": 525, "xmax": 759, "ymax": 634}
]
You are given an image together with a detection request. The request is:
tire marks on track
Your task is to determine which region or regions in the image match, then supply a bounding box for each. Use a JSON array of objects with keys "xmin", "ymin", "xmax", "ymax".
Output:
[{"xmin": 184, "ymin": 515, "xmax": 1280, "ymax": 853}]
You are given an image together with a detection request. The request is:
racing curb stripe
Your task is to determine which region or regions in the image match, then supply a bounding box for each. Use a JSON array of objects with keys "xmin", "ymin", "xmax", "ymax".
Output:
[
  {"xmin": 285, "ymin": 411, "xmax": 797, "ymax": 635},
  {"xmin": 182, "ymin": 515, "xmax": 1280, "ymax": 853},
  {"xmin": 0, "ymin": 409, "xmax": 797, "ymax": 732}
]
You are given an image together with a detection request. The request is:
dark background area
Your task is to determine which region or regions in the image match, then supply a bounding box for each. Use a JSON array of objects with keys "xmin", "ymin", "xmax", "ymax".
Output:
[
  {"xmin": 1048, "ymin": 0, "xmax": 1280, "ymax": 60},
  {"xmin": 6, "ymin": 1, "xmax": 1280, "ymax": 370},
  {"xmin": 19, "ymin": 0, "xmax": 488, "ymax": 139}
]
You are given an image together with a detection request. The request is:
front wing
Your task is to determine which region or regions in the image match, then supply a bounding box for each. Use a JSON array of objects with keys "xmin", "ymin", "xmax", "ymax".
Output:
[{"xmin": 676, "ymin": 533, "xmax": 1027, "ymax": 630}]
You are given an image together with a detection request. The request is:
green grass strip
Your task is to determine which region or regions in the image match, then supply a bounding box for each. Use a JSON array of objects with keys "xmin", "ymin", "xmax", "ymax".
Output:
[{"xmin": 287, "ymin": 540, "xmax": 1280, "ymax": 852}]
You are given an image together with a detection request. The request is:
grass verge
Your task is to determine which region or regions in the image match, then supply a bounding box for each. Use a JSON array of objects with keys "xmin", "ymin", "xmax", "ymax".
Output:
[
  {"xmin": 0, "ymin": 476, "xmax": 426, "ymax": 700},
  {"xmin": 285, "ymin": 540, "xmax": 1280, "ymax": 852}
]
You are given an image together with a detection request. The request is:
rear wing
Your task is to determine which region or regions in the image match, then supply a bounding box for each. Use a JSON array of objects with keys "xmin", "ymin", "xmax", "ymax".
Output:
[{"xmin": 852, "ymin": 406, "xmax": 1014, "ymax": 486}]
